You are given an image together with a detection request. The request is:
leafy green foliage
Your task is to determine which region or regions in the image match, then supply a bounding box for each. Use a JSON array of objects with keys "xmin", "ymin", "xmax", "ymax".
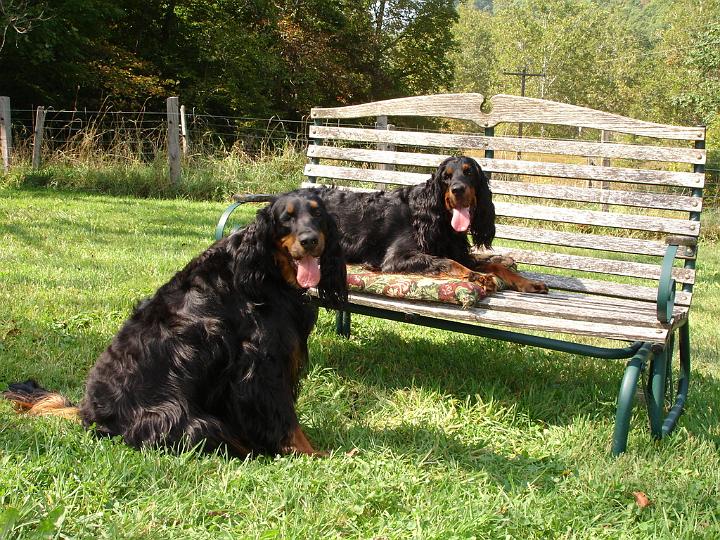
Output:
[{"xmin": 0, "ymin": 1, "xmax": 459, "ymax": 117}]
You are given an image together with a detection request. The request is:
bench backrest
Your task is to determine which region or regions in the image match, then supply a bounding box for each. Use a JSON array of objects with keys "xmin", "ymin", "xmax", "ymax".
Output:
[{"xmin": 304, "ymin": 94, "xmax": 705, "ymax": 309}]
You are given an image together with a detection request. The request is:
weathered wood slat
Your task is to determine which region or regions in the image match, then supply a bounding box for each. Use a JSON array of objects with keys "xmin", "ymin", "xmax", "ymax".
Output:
[
  {"xmin": 486, "ymin": 95, "xmax": 705, "ymax": 140},
  {"xmin": 519, "ymin": 271, "xmax": 692, "ymax": 306},
  {"xmin": 485, "ymin": 159, "xmax": 703, "ymax": 190},
  {"xmin": 307, "ymin": 145, "xmax": 704, "ymax": 193},
  {"xmin": 491, "ymin": 180, "xmax": 701, "ymax": 211},
  {"xmin": 471, "ymin": 290, "xmax": 687, "ymax": 326},
  {"xmin": 495, "ymin": 202, "xmax": 700, "ymax": 236},
  {"xmin": 493, "ymin": 225, "xmax": 695, "ymax": 259},
  {"xmin": 304, "ymin": 165, "xmax": 706, "ymax": 214},
  {"xmin": 344, "ymin": 292, "xmax": 671, "ymax": 342},
  {"xmin": 304, "ymin": 163, "xmax": 427, "ymax": 185},
  {"xmin": 311, "ymin": 93, "xmax": 488, "ymax": 125},
  {"xmin": 493, "ymin": 247, "xmax": 695, "ymax": 284},
  {"xmin": 310, "ymin": 126, "xmax": 705, "ymax": 165},
  {"xmin": 307, "ymin": 145, "xmax": 445, "ymax": 167},
  {"xmin": 311, "ymin": 93, "xmax": 705, "ymax": 140}
]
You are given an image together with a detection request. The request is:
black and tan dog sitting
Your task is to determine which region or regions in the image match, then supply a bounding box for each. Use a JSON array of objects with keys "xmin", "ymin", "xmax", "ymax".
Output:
[
  {"xmin": 315, "ymin": 156, "xmax": 547, "ymax": 293},
  {"xmin": 4, "ymin": 190, "xmax": 347, "ymax": 457}
]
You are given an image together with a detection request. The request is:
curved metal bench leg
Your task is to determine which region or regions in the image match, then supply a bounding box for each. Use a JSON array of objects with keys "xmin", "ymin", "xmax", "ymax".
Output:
[
  {"xmin": 646, "ymin": 341, "xmax": 669, "ymax": 439},
  {"xmin": 612, "ymin": 343, "xmax": 653, "ymax": 456},
  {"xmin": 645, "ymin": 321, "xmax": 691, "ymax": 441},
  {"xmin": 662, "ymin": 321, "xmax": 691, "ymax": 436}
]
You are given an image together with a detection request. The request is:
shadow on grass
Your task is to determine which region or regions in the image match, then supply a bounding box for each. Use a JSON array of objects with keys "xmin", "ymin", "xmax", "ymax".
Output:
[
  {"xmin": 0, "ymin": 319, "xmax": 571, "ymax": 488},
  {"xmin": 312, "ymin": 317, "xmax": 720, "ymax": 450}
]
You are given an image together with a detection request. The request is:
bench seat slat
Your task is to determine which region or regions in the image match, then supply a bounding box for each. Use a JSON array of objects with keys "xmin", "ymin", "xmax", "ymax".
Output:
[
  {"xmin": 495, "ymin": 202, "xmax": 700, "ymax": 236},
  {"xmin": 519, "ymin": 271, "xmax": 692, "ymax": 306},
  {"xmin": 344, "ymin": 292, "xmax": 673, "ymax": 343},
  {"xmin": 470, "ymin": 290, "xmax": 687, "ymax": 326},
  {"xmin": 310, "ymin": 126, "xmax": 706, "ymax": 165},
  {"xmin": 493, "ymin": 247, "xmax": 695, "ymax": 284}
]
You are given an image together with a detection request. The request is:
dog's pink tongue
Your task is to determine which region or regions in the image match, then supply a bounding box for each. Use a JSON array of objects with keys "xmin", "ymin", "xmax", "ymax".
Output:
[
  {"xmin": 451, "ymin": 207, "xmax": 471, "ymax": 232},
  {"xmin": 296, "ymin": 256, "xmax": 321, "ymax": 288}
]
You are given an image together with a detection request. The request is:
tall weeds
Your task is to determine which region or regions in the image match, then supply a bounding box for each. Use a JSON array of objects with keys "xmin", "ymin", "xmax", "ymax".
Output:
[{"xmin": 2, "ymin": 114, "xmax": 306, "ymax": 201}]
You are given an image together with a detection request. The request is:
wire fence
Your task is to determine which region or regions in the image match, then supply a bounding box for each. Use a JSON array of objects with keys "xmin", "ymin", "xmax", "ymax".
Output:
[{"xmin": 8, "ymin": 107, "xmax": 312, "ymax": 161}]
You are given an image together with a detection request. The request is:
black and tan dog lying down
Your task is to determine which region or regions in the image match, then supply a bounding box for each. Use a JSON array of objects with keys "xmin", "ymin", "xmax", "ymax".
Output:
[
  {"xmin": 4, "ymin": 190, "xmax": 347, "ymax": 457},
  {"xmin": 312, "ymin": 156, "xmax": 548, "ymax": 294}
]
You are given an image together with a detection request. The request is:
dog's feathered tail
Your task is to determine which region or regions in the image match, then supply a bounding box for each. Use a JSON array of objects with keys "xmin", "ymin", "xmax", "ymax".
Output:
[{"xmin": 3, "ymin": 380, "xmax": 80, "ymax": 421}]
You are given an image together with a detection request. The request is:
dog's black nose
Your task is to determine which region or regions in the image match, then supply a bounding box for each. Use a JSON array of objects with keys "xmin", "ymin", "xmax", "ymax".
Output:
[
  {"xmin": 451, "ymin": 184, "xmax": 466, "ymax": 195},
  {"xmin": 299, "ymin": 233, "xmax": 319, "ymax": 248}
]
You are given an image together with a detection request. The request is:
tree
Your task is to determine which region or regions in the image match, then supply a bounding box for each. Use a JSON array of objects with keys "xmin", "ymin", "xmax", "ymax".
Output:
[
  {"xmin": 0, "ymin": 0, "xmax": 45, "ymax": 53},
  {"xmin": 450, "ymin": 0, "xmax": 495, "ymax": 95},
  {"xmin": 352, "ymin": 0, "xmax": 459, "ymax": 100},
  {"xmin": 451, "ymin": 0, "xmax": 646, "ymax": 116}
]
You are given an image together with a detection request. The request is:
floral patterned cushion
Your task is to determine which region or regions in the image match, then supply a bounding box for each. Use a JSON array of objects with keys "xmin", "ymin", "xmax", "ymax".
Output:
[{"xmin": 346, "ymin": 265, "xmax": 503, "ymax": 308}]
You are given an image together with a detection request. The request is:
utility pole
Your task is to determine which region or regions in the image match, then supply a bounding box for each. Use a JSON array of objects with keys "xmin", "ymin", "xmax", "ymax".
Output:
[{"xmin": 502, "ymin": 66, "xmax": 545, "ymax": 158}]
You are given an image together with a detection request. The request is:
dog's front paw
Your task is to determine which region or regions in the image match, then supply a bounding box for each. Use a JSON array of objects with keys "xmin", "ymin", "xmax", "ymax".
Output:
[{"xmin": 520, "ymin": 279, "xmax": 548, "ymax": 294}]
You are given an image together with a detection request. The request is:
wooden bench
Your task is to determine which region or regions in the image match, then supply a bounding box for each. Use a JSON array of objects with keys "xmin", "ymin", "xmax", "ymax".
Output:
[{"xmin": 216, "ymin": 93, "xmax": 706, "ymax": 455}]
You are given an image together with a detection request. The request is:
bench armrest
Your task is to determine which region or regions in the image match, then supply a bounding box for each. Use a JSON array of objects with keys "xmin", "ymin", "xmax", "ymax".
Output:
[
  {"xmin": 657, "ymin": 236, "xmax": 696, "ymax": 323},
  {"xmin": 215, "ymin": 194, "xmax": 276, "ymax": 241}
]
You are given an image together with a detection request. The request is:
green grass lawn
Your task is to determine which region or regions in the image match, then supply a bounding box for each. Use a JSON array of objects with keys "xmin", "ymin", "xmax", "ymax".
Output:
[{"xmin": 1, "ymin": 188, "xmax": 719, "ymax": 539}]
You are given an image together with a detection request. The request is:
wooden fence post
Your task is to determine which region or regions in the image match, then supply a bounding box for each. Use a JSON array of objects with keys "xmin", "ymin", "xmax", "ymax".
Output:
[
  {"xmin": 32, "ymin": 106, "xmax": 47, "ymax": 169},
  {"xmin": 167, "ymin": 97, "xmax": 181, "ymax": 186},
  {"xmin": 0, "ymin": 97, "xmax": 11, "ymax": 172},
  {"xmin": 180, "ymin": 104, "xmax": 190, "ymax": 156}
]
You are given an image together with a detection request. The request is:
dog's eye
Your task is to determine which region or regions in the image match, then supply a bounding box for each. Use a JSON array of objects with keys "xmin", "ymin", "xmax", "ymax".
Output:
[{"xmin": 310, "ymin": 207, "xmax": 322, "ymax": 217}]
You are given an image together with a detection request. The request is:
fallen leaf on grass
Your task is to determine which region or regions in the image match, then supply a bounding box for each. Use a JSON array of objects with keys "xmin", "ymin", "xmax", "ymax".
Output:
[
  {"xmin": 346, "ymin": 448, "xmax": 360, "ymax": 457},
  {"xmin": 633, "ymin": 491, "xmax": 651, "ymax": 509},
  {"xmin": 207, "ymin": 510, "xmax": 230, "ymax": 517}
]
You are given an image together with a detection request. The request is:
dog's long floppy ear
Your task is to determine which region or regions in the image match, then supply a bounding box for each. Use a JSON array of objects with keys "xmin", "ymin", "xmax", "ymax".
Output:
[
  {"xmin": 231, "ymin": 203, "xmax": 277, "ymax": 296},
  {"xmin": 468, "ymin": 159, "xmax": 495, "ymax": 249},
  {"xmin": 317, "ymin": 210, "xmax": 347, "ymax": 310},
  {"xmin": 412, "ymin": 158, "xmax": 452, "ymax": 252}
]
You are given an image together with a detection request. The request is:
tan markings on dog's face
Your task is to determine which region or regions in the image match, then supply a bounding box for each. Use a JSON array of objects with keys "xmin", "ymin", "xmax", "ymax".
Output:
[
  {"xmin": 275, "ymin": 234, "xmax": 301, "ymax": 288},
  {"xmin": 444, "ymin": 185, "xmax": 477, "ymax": 212},
  {"xmin": 273, "ymin": 197, "xmax": 328, "ymax": 288},
  {"xmin": 462, "ymin": 163, "xmax": 470, "ymax": 172},
  {"xmin": 445, "ymin": 166, "xmax": 454, "ymax": 175}
]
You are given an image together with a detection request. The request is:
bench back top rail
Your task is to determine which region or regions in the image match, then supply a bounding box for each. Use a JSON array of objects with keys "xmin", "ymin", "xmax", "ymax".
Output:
[{"xmin": 305, "ymin": 93, "xmax": 705, "ymax": 309}]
